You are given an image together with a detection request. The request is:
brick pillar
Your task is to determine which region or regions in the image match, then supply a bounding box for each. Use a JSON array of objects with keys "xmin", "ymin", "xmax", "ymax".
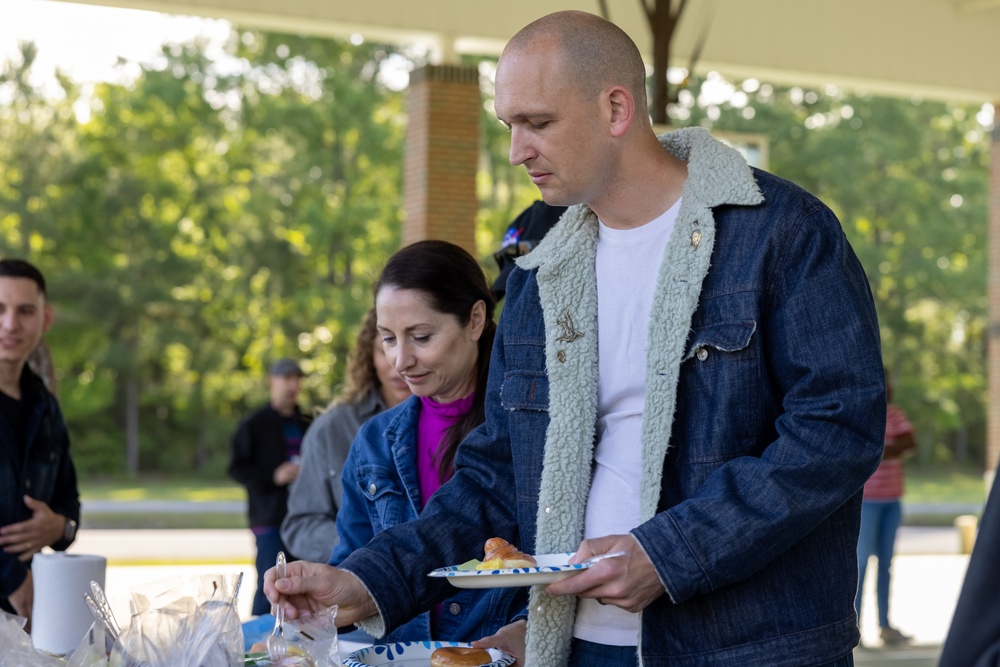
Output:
[
  {"xmin": 402, "ymin": 64, "xmax": 480, "ymax": 255},
  {"xmin": 988, "ymin": 102, "xmax": 1000, "ymax": 478}
]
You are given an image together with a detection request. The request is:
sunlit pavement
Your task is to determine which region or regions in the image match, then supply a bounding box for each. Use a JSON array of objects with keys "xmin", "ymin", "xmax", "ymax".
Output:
[
  {"xmin": 854, "ymin": 553, "xmax": 968, "ymax": 666},
  {"xmin": 71, "ymin": 529, "xmax": 257, "ymax": 621},
  {"xmin": 68, "ymin": 527, "xmax": 970, "ymax": 665}
]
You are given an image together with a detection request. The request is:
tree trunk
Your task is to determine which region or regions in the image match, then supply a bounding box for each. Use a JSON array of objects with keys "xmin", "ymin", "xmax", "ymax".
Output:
[
  {"xmin": 954, "ymin": 424, "xmax": 968, "ymax": 465},
  {"xmin": 648, "ymin": 0, "xmax": 676, "ymax": 126},
  {"xmin": 194, "ymin": 372, "xmax": 209, "ymax": 470},
  {"xmin": 125, "ymin": 371, "xmax": 140, "ymax": 476}
]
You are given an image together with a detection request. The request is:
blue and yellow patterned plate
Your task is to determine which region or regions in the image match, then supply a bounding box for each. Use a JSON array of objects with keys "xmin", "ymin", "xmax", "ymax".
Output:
[
  {"xmin": 344, "ymin": 640, "xmax": 513, "ymax": 666},
  {"xmin": 427, "ymin": 552, "xmax": 592, "ymax": 589}
]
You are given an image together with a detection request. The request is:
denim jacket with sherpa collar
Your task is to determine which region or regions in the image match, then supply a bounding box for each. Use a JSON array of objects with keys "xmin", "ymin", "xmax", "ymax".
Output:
[
  {"xmin": 341, "ymin": 127, "xmax": 886, "ymax": 667},
  {"xmin": 330, "ymin": 395, "xmax": 526, "ymax": 643}
]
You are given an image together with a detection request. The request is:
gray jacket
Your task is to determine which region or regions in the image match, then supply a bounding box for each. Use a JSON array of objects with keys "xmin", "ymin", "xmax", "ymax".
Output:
[{"xmin": 280, "ymin": 389, "xmax": 386, "ymax": 562}]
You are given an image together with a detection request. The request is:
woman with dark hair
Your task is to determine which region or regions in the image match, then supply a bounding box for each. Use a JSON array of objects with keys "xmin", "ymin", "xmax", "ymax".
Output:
[
  {"xmin": 280, "ymin": 307, "xmax": 410, "ymax": 563},
  {"xmin": 330, "ymin": 240, "xmax": 523, "ymax": 642}
]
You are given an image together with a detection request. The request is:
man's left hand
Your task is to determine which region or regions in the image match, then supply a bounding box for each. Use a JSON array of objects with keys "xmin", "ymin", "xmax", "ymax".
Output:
[
  {"xmin": 0, "ymin": 496, "xmax": 66, "ymax": 561},
  {"xmin": 545, "ymin": 534, "xmax": 665, "ymax": 613},
  {"xmin": 472, "ymin": 619, "xmax": 526, "ymax": 667}
]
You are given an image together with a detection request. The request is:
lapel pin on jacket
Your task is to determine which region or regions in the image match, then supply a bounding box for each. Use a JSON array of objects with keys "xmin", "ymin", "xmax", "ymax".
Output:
[{"xmin": 556, "ymin": 310, "xmax": 583, "ymax": 343}]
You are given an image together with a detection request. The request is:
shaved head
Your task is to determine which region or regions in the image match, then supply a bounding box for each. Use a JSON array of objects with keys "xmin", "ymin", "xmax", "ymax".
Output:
[{"xmin": 504, "ymin": 11, "xmax": 648, "ymax": 111}]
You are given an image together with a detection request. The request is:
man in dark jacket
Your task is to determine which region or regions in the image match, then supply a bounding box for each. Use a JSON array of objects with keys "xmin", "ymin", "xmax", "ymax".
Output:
[
  {"xmin": 228, "ymin": 358, "xmax": 312, "ymax": 615},
  {"xmin": 0, "ymin": 259, "xmax": 80, "ymax": 631}
]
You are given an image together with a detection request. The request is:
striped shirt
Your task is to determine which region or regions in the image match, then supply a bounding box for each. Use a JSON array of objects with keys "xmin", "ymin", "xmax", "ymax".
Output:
[{"xmin": 863, "ymin": 404, "xmax": 913, "ymax": 500}]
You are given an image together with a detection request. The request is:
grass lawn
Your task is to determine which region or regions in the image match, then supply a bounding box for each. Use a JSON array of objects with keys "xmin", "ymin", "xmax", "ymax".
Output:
[
  {"xmin": 902, "ymin": 465, "xmax": 988, "ymax": 505},
  {"xmin": 83, "ymin": 465, "xmax": 990, "ymax": 505},
  {"xmin": 80, "ymin": 477, "xmax": 247, "ymax": 529},
  {"xmin": 81, "ymin": 477, "xmax": 245, "ymax": 502},
  {"xmin": 901, "ymin": 464, "xmax": 989, "ymax": 526}
]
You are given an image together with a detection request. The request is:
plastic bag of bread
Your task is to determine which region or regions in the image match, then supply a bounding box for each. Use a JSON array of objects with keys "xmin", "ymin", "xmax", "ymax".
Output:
[
  {"xmin": 108, "ymin": 573, "xmax": 243, "ymax": 667},
  {"xmin": 0, "ymin": 611, "xmax": 63, "ymax": 666}
]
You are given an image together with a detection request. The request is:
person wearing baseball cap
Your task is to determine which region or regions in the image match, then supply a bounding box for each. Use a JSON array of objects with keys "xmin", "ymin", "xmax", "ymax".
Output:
[
  {"xmin": 228, "ymin": 356, "xmax": 312, "ymax": 615},
  {"xmin": 492, "ymin": 200, "xmax": 567, "ymax": 299}
]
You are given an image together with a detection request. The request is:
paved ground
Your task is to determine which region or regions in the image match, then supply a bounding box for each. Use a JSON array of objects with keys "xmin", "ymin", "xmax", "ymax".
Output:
[
  {"xmin": 82, "ymin": 500, "xmax": 246, "ymax": 514},
  {"xmin": 60, "ymin": 525, "xmax": 973, "ymax": 665}
]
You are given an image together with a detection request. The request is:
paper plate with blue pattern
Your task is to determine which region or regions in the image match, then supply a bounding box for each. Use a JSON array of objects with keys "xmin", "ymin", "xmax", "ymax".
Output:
[
  {"xmin": 427, "ymin": 552, "xmax": 593, "ymax": 589},
  {"xmin": 344, "ymin": 640, "xmax": 514, "ymax": 666}
]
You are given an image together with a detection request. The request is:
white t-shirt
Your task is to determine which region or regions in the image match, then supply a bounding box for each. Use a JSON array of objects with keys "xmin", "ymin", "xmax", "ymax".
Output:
[{"xmin": 572, "ymin": 199, "xmax": 680, "ymax": 646}]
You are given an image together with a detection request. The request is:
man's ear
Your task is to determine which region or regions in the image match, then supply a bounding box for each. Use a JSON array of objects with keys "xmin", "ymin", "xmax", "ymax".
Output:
[
  {"xmin": 42, "ymin": 303, "xmax": 54, "ymax": 335},
  {"xmin": 607, "ymin": 86, "xmax": 635, "ymax": 138}
]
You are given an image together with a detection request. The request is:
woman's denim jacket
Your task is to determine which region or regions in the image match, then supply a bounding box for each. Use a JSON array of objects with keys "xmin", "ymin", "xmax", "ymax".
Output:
[
  {"xmin": 330, "ymin": 395, "xmax": 525, "ymax": 643},
  {"xmin": 340, "ymin": 128, "xmax": 886, "ymax": 666}
]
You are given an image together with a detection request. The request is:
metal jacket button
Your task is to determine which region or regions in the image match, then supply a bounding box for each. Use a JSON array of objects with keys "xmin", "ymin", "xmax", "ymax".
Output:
[
  {"xmin": 449, "ymin": 603, "xmax": 461, "ymax": 615},
  {"xmin": 696, "ymin": 348, "xmax": 709, "ymax": 361},
  {"xmin": 368, "ymin": 483, "xmax": 377, "ymax": 495}
]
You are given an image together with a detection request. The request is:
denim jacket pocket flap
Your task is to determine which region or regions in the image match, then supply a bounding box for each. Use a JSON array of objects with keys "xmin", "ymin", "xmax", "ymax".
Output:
[
  {"xmin": 501, "ymin": 372, "xmax": 549, "ymax": 411},
  {"xmin": 683, "ymin": 320, "xmax": 757, "ymax": 361},
  {"xmin": 356, "ymin": 465, "xmax": 404, "ymax": 502}
]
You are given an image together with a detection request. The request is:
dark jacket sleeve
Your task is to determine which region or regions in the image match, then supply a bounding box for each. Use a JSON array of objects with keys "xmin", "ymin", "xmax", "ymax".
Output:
[
  {"xmin": 227, "ymin": 414, "xmax": 278, "ymax": 493},
  {"xmin": 939, "ymin": 481, "xmax": 1000, "ymax": 667},
  {"xmin": 0, "ymin": 550, "xmax": 28, "ymax": 601},
  {"xmin": 47, "ymin": 399, "xmax": 80, "ymax": 552},
  {"xmin": 3, "ymin": 380, "xmax": 79, "ymax": 601}
]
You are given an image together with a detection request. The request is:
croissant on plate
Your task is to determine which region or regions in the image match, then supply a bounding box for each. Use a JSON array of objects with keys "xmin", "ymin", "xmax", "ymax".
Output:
[{"xmin": 481, "ymin": 537, "xmax": 537, "ymax": 568}]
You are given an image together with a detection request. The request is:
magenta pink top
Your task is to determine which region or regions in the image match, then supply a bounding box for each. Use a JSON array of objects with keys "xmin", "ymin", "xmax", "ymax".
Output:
[{"xmin": 416, "ymin": 393, "xmax": 475, "ymax": 509}]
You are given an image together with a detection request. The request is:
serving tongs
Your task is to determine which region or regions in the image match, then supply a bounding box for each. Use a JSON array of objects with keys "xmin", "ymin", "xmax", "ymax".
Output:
[{"xmin": 83, "ymin": 580, "xmax": 121, "ymax": 653}]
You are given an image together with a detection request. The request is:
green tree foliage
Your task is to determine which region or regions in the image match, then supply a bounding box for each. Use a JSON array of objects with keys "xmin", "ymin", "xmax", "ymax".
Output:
[
  {"xmin": 0, "ymin": 33, "xmax": 407, "ymax": 477},
  {"xmin": 0, "ymin": 43, "xmax": 78, "ymax": 259}
]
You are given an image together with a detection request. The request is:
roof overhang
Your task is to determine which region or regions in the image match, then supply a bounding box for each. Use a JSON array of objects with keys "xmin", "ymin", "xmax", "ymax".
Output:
[{"xmin": 52, "ymin": 0, "xmax": 1000, "ymax": 102}]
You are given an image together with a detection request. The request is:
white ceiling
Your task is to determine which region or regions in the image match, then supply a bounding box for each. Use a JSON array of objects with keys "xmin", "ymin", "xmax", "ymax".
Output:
[{"xmin": 55, "ymin": 0, "xmax": 1000, "ymax": 102}]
